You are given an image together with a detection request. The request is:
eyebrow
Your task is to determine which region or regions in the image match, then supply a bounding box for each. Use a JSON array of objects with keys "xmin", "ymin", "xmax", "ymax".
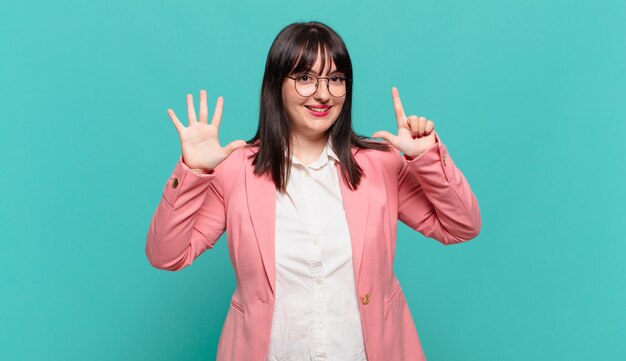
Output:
[{"xmin": 305, "ymin": 69, "xmax": 344, "ymax": 76}]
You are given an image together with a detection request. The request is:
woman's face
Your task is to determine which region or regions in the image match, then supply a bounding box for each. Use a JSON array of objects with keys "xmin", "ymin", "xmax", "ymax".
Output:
[{"xmin": 281, "ymin": 52, "xmax": 346, "ymax": 142}]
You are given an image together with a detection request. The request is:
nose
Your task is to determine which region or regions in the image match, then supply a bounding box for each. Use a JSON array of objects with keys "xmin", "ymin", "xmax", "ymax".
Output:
[{"xmin": 313, "ymin": 78, "xmax": 331, "ymax": 101}]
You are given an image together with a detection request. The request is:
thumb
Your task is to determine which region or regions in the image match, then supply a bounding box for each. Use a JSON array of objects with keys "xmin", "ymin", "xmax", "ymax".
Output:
[
  {"xmin": 223, "ymin": 139, "xmax": 247, "ymax": 156},
  {"xmin": 372, "ymin": 130, "xmax": 401, "ymax": 148}
]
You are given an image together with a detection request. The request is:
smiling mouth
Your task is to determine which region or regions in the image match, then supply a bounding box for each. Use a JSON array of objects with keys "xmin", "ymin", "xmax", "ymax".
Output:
[
  {"xmin": 305, "ymin": 106, "xmax": 332, "ymax": 113},
  {"xmin": 304, "ymin": 106, "xmax": 332, "ymax": 118}
]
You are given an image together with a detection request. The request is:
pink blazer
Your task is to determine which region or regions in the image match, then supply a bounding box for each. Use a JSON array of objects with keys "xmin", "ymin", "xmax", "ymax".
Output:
[{"xmin": 145, "ymin": 132, "xmax": 481, "ymax": 361}]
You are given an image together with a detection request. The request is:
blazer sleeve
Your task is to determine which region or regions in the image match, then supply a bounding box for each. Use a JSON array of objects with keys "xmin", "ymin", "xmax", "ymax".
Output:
[
  {"xmin": 145, "ymin": 156, "xmax": 226, "ymax": 271},
  {"xmin": 396, "ymin": 131, "xmax": 481, "ymax": 245}
]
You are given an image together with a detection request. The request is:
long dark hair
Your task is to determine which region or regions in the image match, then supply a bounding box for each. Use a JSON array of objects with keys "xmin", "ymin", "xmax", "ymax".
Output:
[{"xmin": 247, "ymin": 21, "xmax": 390, "ymax": 192}]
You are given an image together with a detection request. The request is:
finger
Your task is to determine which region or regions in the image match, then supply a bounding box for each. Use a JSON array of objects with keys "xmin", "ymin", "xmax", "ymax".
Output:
[
  {"xmin": 391, "ymin": 87, "xmax": 406, "ymax": 126},
  {"xmin": 167, "ymin": 109, "xmax": 184, "ymax": 134},
  {"xmin": 211, "ymin": 96, "xmax": 224, "ymax": 128},
  {"xmin": 418, "ymin": 116, "xmax": 427, "ymax": 137},
  {"xmin": 372, "ymin": 130, "xmax": 402, "ymax": 149},
  {"xmin": 199, "ymin": 90, "xmax": 208, "ymax": 124},
  {"xmin": 223, "ymin": 139, "xmax": 247, "ymax": 156},
  {"xmin": 187, "ymin": 94, "xmax": 197, "ymax": 125},
  {"xmin": 424, "ymin": 120, "xmax": 435, "ymax": 135},
  {"xmin": 407, "ymin": 116, "xmax": 419, "ymax": 138}
]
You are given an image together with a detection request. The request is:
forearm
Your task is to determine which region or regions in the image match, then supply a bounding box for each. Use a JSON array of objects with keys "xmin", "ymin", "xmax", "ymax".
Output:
[
  {"xmin": 405, "ymin": 141, "xmax": 481, "ymax": 243},
  {"xmin": 145, "ymin": 157, "xmax": 221, "ymax": 270}
]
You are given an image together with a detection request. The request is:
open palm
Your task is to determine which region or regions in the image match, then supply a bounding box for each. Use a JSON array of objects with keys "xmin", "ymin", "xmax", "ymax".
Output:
[{"xmin": 167, "ymin": 90, "xmax": 246, "ymax": 172}]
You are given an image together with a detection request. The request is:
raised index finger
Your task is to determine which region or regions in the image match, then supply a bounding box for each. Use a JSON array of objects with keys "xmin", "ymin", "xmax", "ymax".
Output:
[{"xmin": 392, "ymin": 87, "xmax": 406, "ymax": 126}]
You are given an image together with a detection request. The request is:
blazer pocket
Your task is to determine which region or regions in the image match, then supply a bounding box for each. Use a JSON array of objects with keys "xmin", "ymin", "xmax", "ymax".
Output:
[
  {"xmin": 386, "ymin": 283, "xmax": 402, "ymax": 305},
  {"xmin": 230, "ymin": 298, "xmax": 246, "ymax": 315}
]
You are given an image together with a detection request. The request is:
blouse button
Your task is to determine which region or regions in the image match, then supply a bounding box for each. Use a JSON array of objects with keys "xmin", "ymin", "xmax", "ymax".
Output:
[{"xmin": 362, "ymin": 293, "xmax": 370, "ymax": 305}]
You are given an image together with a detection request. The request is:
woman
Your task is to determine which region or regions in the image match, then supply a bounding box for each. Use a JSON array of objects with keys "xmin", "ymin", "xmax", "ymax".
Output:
[{"xmin": 146, "ymin": 21, "xmax": 481, "ymax": 361}]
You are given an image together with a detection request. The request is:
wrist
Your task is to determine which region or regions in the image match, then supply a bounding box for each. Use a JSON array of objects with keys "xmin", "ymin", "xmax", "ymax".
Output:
[
  {"xmin": 403, "ymin": 151, "xmax": 422, "ymax": 160},
  {"xmin": 190, "ymin": 168, "xmax": 213, "ymax": 175},
  {"xmin": 181, "ymin": 157, "xmax": 213, "ymax": 174}
]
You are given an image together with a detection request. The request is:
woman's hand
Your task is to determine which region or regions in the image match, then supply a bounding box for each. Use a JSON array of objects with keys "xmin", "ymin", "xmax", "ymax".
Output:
[
  {"xmin": 372, "ymin": 87, "xmax": 436, "ymax": 159},
  {"xmin": 167, "ymin": 90, "xmax": 247, "ymax": 172}
]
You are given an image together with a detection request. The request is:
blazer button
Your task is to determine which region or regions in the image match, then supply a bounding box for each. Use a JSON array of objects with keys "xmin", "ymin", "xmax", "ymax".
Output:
[
  {"xmin": 171, "ymin": 177, "xmax": 179, "ymax": 189},
  {"xmin": 362, "ymin": 293, "xmax": 370, "ymax": 305}
]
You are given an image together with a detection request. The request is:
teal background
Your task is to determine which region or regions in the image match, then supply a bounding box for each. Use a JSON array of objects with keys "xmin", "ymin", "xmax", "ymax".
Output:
[{"xmin": 1, "ymin": 0, "xmax": 625, "ymax": 360}]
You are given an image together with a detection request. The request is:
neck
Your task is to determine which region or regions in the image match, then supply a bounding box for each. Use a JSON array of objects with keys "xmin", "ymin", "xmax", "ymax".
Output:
[{"xmin": 290, "ymin": 134, "xmax": 328, "ymax": 165}]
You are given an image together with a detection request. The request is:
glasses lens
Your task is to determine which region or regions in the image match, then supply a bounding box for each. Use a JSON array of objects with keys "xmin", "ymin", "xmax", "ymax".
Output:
[
  {"xmin": 327, "ymin": 74, "xmax": 346, "ymax": 97},
  {"xmin": 295, "ymin": 74, "xmax": 317, "ymax": 97}
]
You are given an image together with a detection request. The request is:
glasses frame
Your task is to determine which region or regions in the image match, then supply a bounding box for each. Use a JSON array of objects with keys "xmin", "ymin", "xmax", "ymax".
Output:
[{"xmin": 285, "ymin": 73, "xmax": 348, "ymax": 98}]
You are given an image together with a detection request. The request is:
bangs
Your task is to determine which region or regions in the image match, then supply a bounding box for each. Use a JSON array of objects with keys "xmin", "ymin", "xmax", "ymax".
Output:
[{"xmin": 287, "ymin": 32, "xmax": 350, "ymax": 76}]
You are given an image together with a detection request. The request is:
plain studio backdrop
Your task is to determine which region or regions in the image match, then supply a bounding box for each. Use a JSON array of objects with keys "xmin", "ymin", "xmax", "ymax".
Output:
[{"xmin": 1, "ymin": 0, "xmax": 625, "ymax": 360}]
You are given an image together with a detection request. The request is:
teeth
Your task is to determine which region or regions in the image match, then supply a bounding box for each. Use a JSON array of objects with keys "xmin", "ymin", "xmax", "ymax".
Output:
[{"xmin": 308, "ymin": 107, "xmax": 329, "ymax": 112}]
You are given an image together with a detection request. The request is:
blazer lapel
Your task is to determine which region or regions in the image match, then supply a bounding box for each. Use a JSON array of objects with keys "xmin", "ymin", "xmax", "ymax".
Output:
[
  {"xmin": 245, "ymin": 149, "xmax": 277, "ymax": 296},
  {"xmin": 337, "ymin": 148, "xmax": 370, "ymax": 284}
]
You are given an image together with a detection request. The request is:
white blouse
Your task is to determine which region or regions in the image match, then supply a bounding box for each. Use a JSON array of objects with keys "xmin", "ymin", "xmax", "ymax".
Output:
[{"xmin": 267, "ymin": 141, "xmax": 367, "ymax": 361}]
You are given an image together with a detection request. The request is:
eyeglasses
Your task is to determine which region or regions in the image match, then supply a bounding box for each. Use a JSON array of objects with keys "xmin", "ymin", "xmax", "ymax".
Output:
[{"xmin": 285, "ymin": 73, "xmax": 347, "ymax": 98}]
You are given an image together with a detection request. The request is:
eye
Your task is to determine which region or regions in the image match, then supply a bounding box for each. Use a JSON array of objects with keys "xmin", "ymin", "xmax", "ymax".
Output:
[
  {"xmin": 297, "ymin": 74, "xmax": 315, "ymax": 83},
  {"xmin": 329, "ymin": 74, "xmax": 346, "ymax": 84}
]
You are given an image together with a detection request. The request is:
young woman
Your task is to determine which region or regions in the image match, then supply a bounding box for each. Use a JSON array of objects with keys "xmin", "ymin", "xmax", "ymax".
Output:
[{"xmin": 146, "ymin": 21, "xmax": 481, "ymax": 361}]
